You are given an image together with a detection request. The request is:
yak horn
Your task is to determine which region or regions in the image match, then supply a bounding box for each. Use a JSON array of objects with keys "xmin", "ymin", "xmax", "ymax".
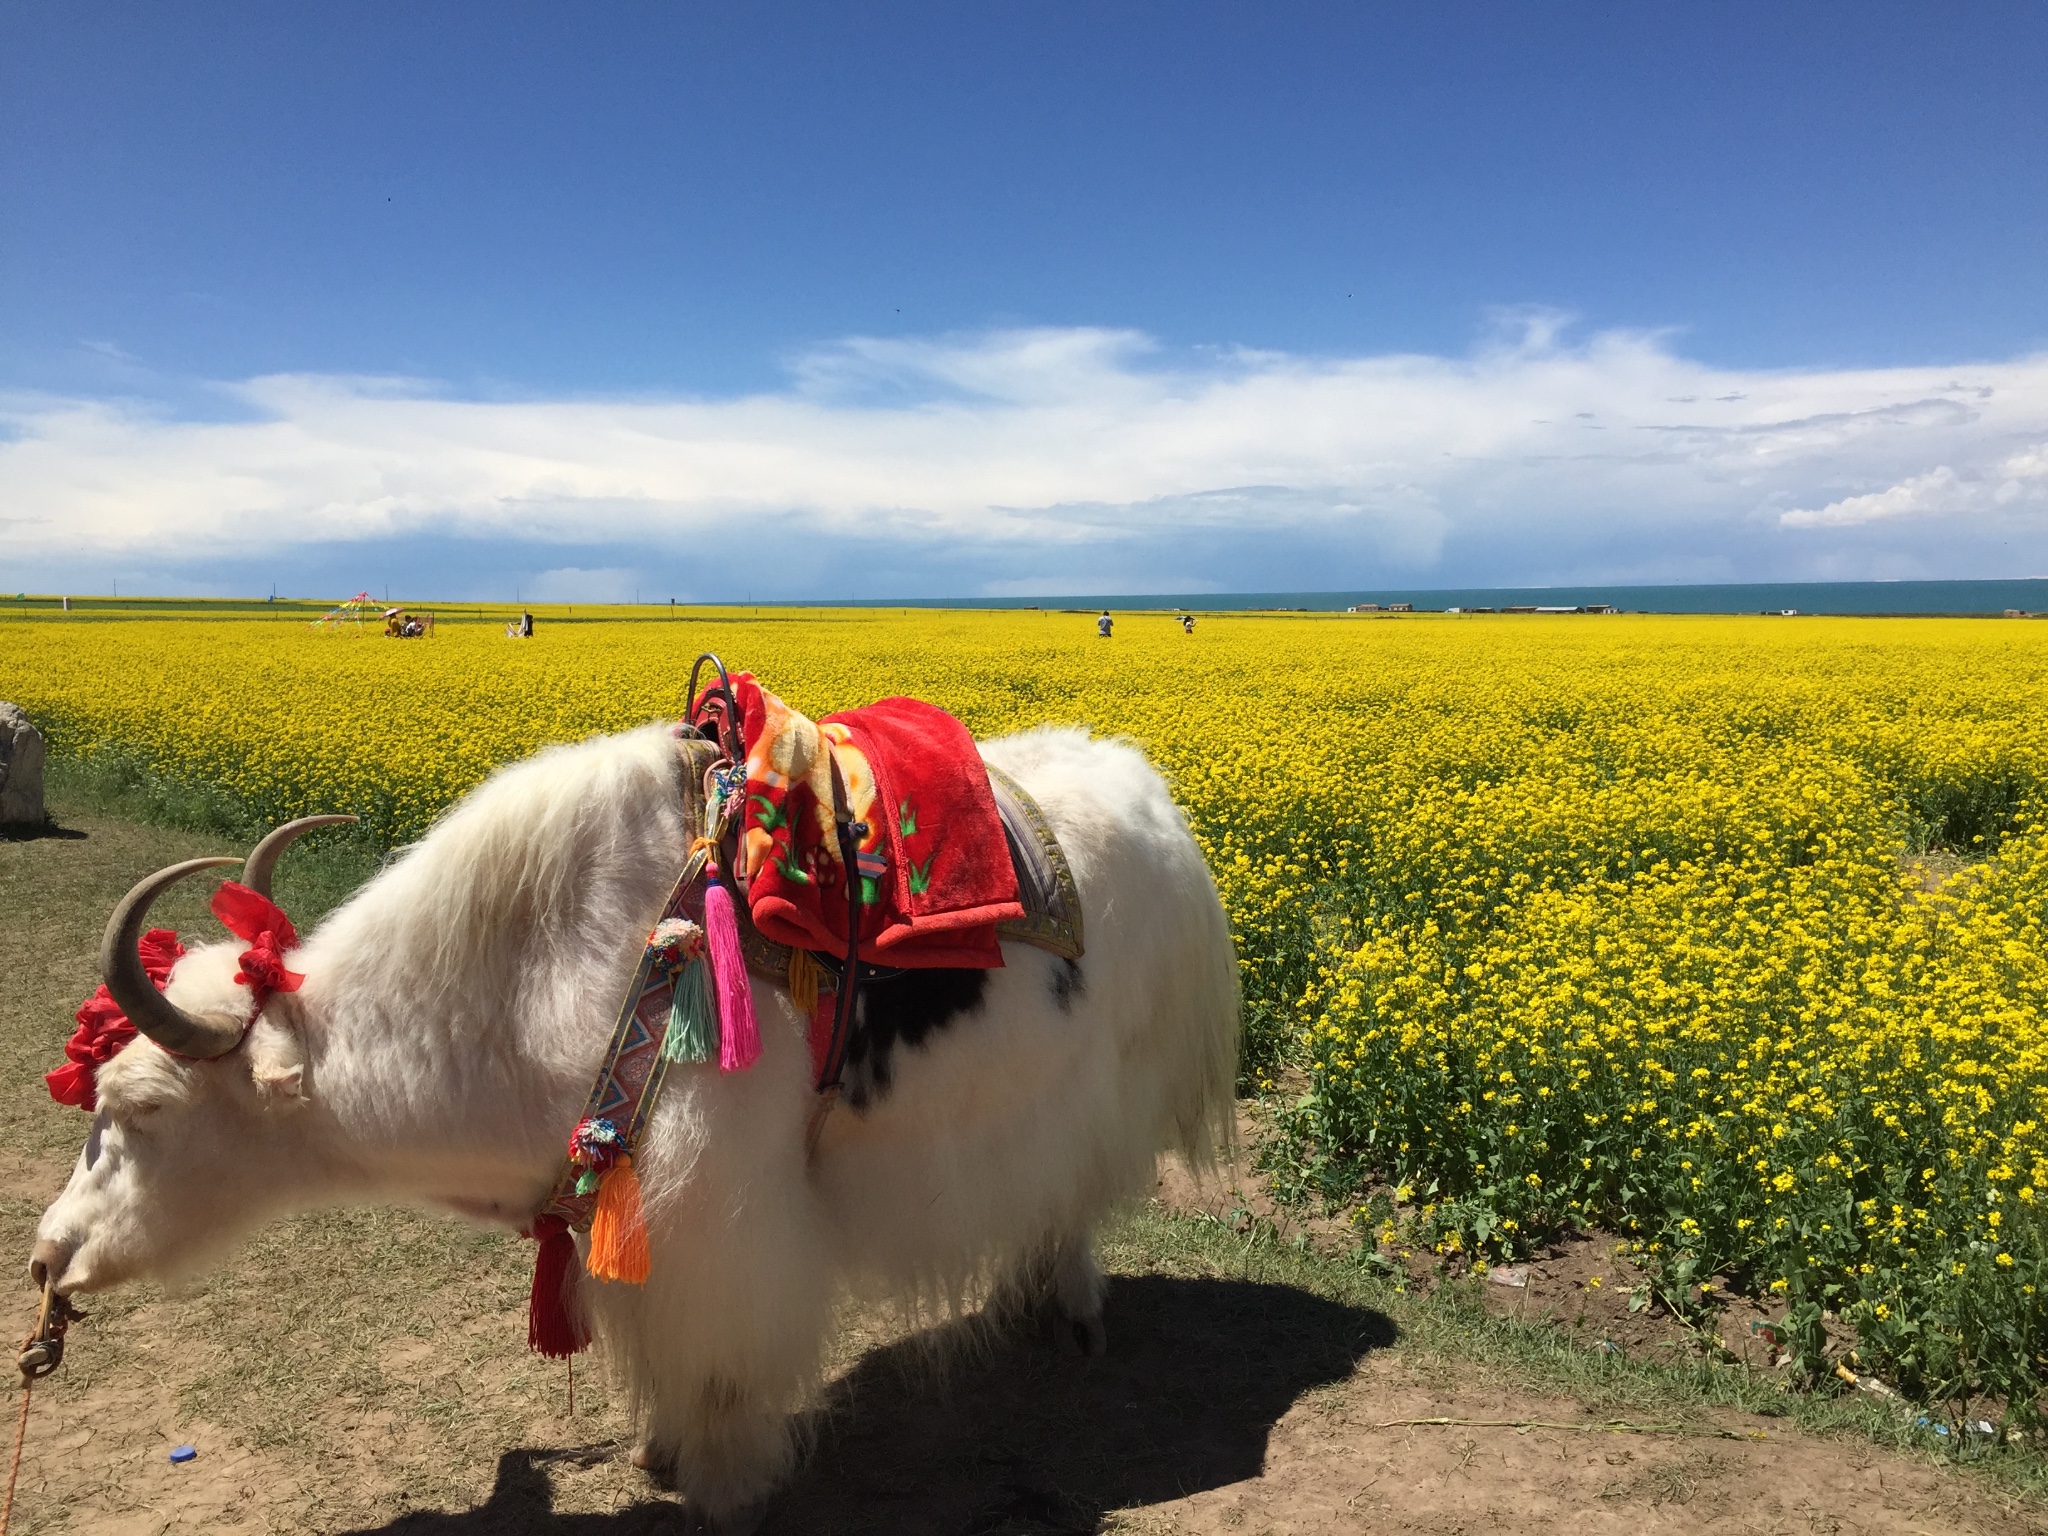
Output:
[
  {"xmin": 99, "ymin": 858, "xmax": 249, "ymax": 1059},
  {"xmin": 244, "ymin": 815, "xmax": 357, "ymax": 899}
]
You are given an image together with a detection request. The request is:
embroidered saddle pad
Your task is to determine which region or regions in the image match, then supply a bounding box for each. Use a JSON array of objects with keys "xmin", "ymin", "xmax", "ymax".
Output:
[
  {"xmin": 730, "ymin": 761, "xmax": 1082, "ymax": 981},
  {"xmin": 712, "ymin": 675, "xmax": 1027, "ymax": 968}
]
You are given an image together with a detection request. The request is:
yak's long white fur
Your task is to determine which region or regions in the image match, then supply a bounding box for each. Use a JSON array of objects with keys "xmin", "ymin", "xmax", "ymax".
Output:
[{"xmin": 36, "ymin": 722, "xmax": 1240, "ymax": 1522}]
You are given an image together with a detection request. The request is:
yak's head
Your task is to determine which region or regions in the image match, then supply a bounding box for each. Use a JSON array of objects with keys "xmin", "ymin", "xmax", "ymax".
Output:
[{"xmin": 30, "ymin": 817, "xmax": 354, "ymax": 1296}]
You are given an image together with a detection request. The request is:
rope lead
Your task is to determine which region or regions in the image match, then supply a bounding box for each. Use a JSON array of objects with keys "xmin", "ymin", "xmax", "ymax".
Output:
[{"xmin": 3, "ymin": 1279, "xmax": 76, "ymax": 1536}]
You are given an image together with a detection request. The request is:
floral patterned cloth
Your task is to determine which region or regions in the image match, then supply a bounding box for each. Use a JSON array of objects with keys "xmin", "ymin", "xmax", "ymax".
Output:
[{"xmin": 708, "ymin": 673, "xmax": 1025, "ymax": 968}]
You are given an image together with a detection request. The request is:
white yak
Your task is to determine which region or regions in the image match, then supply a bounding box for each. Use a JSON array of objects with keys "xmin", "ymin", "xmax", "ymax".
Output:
[{"xmin": 30, "ymin": 721, "xmax": 1239, "ymax": 1528}]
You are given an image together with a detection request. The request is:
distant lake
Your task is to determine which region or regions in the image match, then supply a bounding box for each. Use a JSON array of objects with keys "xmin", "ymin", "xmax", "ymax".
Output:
[{"xmin": 844, "ymin": 579, "xmax": 2048, "ymax": 615}]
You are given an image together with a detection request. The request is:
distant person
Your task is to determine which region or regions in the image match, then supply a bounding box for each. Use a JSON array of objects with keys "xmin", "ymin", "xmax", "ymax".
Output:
[
  {"xmin": 1097, "ymin": 610, "xmax": 1113, "ymax": 639},
  {"xmin": 1180, "ymin": 613, "xmax": 1195, "ymax": 634},
  {"xmin": 521, "ymin": 610, "xmax": 534, "ymax": 638}
]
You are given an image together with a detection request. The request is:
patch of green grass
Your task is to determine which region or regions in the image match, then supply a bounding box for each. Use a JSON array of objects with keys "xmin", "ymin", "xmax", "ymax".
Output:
[{"xmin": 46, "ymin": 752, "xmax": 385, "ymax": 927}]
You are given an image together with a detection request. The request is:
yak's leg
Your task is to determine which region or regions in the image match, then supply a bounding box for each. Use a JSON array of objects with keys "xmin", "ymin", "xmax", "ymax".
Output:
[
  {"xmin": 988, "ymin": 1228, "xmax": 1107, "ymax": 1357},
  {"xmin": 593, "ymin": 1202, "xmax": 825, "ymax": 1526},
  {"xmin": 633, "ymin": 1375, "xmax": 790, "ymax": 1534},
  {"xmin": 1050, "ymin": 1232, "xmax": 1107, "ymax": 1357}
]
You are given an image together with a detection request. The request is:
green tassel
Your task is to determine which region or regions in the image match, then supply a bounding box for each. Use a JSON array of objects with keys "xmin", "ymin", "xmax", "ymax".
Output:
[
  {"xmin": 663, "ymin": 956, "xmax": 717, "ymax": 1063},
  {"xmin": 575, "ymin": 1169, "xmax": 601, "ymax": 1196}
]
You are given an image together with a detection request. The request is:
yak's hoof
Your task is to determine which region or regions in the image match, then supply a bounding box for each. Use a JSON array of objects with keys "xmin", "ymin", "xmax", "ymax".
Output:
[
  {"xmin": 631, "ymin": 1440, "xmax": 676, "ymax": 1487},
  {"xmin": 1058, "ymin": 1314, "xmax": 1108, "ymax": 1358},
  {"xmin": 630, "ymin": 1447, "xmax": 767, "ymax": 1534},
  {"xmin": 711, "ymin": 1503, "xmax": 768, "ymax": 1536},
  {"xmin": 670, "ymin": 1496, "xmax": 767, "ymax": 1536}
]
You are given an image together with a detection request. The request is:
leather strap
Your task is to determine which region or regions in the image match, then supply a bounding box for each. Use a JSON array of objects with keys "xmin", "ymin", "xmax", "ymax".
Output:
[{"xmin": 815, "ymin": 750, "xmax": 867, "ymax": 1093}]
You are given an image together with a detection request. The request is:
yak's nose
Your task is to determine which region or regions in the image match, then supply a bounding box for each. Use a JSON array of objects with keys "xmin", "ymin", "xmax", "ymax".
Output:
[{"xmin": 29, "ymin": 1238, "xmax": 71, "ymax": 1290}]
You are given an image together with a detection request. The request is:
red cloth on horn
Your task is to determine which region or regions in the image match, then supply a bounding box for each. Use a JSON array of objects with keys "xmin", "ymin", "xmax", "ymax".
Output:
[
  {"xmin": 46, "ymin": 928, "xmax": 186, "ymax": 1111},
  {"xmin": 704, "ymin": 674, "xmax": 1023, "ymax": 969},
  {"xmin": 210, "ymin": 880, "xmax": 305, "ymax": 1011}
]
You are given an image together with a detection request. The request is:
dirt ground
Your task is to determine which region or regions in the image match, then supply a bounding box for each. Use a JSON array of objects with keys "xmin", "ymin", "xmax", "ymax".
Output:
[{"xmin": 2, "ymin": 803, "xmax": 2043, "ymax": 1534}]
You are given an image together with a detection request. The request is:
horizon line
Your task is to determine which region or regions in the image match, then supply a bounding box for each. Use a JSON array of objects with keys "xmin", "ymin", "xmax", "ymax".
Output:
[{"xmin": 8, "ymin": 574, "xmax": 2048, "ymax": 617}]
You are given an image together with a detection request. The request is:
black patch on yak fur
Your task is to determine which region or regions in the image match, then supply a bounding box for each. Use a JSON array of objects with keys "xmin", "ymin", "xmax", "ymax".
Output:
[
  {"xmin": 842, "ymin": 967, "xmax": 989, "ymax": 1110},
  {"xmin": 1050, "ymin": 957, "xmax": 1084, "ymax": 1013}
]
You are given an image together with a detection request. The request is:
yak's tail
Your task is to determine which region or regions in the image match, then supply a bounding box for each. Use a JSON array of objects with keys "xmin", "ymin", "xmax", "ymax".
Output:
[{"xmin": 1168, "ymin": 839, "xmax": 1243, "ymax": 1178}]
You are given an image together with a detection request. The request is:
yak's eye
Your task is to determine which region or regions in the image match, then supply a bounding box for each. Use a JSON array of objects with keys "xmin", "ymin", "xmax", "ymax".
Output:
[{"xmin": 103, "ymin": 1094, "xmax": 163, "ymax": 1130}]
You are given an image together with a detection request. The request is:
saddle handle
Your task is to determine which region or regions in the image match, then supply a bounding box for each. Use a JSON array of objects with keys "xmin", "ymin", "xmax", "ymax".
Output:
[{"xmin": 685, "ymin": 653, "xmax": 744, "ymax": 764}]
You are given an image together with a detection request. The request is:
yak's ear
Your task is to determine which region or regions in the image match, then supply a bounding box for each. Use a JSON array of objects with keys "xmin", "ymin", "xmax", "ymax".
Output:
[
  {"xmin": 255, "ymin": 1061, "xmax": 305, "ymax": 1103},
  {"xmin": 247, "ymin": 1018, "xmax": 310, "ymax": 1108}
]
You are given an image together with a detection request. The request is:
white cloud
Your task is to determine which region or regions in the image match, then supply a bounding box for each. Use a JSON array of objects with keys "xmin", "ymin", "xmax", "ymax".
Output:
[
  {"xmin": 4, "ymin": 325, "xmax": 2048, "ymax": 594},
  {"xmin": 1780, "ymin": 466, "xmax": 1967, "ymax": 528},
  {"xmin": 1780, "ymin": 444, "xmax": 2048, "ymax": 528}
]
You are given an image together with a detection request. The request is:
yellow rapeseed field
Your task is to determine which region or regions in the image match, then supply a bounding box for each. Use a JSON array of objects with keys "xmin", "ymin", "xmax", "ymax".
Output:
[{"xmin": 3, "ymin": 604, "xmax": 2045, "ymax": 1413}]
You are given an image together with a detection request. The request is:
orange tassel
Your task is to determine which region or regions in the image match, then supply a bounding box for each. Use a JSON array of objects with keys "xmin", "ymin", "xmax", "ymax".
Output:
[
  {"xmin": 787, "ymin": 947, "xmax": 821, "ymax": 1014},
  {"xmin": 587, "ymin": 1155, "xmax": 651, "ymax": 1284}
]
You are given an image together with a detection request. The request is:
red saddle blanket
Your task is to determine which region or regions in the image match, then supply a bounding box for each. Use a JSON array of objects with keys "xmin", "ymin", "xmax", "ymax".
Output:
[{"xmin": 716, "ymin": 674, "xmax": 1025, "ymax": 969}]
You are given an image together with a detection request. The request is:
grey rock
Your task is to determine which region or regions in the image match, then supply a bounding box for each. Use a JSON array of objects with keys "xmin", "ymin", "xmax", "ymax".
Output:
[{"xmin": 0, "ymin": 703, "xmax": 47, "ymax": 826}]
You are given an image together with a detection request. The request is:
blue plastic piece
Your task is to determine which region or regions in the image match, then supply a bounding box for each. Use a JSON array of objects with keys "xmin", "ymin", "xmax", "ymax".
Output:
[{"xmin": 169, "ymin": 1445, "xmax": 197, "ymax": 1464}]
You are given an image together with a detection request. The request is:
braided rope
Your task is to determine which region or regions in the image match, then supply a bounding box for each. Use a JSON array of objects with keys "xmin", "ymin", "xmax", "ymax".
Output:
[{"xmin": 0, "ymin": 1379, "xmax": 30, "ymax": 1535}]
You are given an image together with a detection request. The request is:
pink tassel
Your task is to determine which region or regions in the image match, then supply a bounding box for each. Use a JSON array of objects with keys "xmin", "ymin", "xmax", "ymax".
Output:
[{"xmin": 703, "ymin": 879, "xmax": 760, "ymax": 1072}]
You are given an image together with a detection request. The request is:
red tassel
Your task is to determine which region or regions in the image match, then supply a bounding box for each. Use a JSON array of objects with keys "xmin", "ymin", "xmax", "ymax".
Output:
[{"xmin": 527, "ymin": 1216, "xmax": 589, "ymax": 1358}]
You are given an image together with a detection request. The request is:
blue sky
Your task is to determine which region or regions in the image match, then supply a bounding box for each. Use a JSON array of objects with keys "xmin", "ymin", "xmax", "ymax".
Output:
[{"xmin": 5, "ymin": 3, "xmax": 2047, "ymax": 600}]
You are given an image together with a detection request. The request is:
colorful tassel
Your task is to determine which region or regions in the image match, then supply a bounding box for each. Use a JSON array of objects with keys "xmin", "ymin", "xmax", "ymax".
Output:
[
  {"xmin": 787, "ymin": 946, "xmax": 822, "ymax": 1015},
  {"xmin": 703, "ymin": 879, "xmax": 761, "ymax": 1072},
  {"xmin": 568, "ymin": 1116, "xmax": 623, "ymax": 1167},
  {"xmin": 806, "ymin": 988, "xmax": 838, "ymax": 1085},
  {"xmin": 527, "ymin": 1216, "xmax": 589, "ymax": 1357},
  {"xmin": 588, "ymin": 1155, "xmax": 651, "ymax": 1284},
  {"xmin": 663, "ymin": 956, "xmax": 717, "ymax": 1063},
  {"xmin": 567, "ymin": 1115, "xmax": 623, "ymax": 1195}
]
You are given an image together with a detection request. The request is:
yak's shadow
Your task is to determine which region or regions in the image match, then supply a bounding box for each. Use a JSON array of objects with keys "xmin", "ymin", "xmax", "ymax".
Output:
[{"xmin": 349, "ymin": 1274, "xmax": 1395, "ymax": 1535}]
